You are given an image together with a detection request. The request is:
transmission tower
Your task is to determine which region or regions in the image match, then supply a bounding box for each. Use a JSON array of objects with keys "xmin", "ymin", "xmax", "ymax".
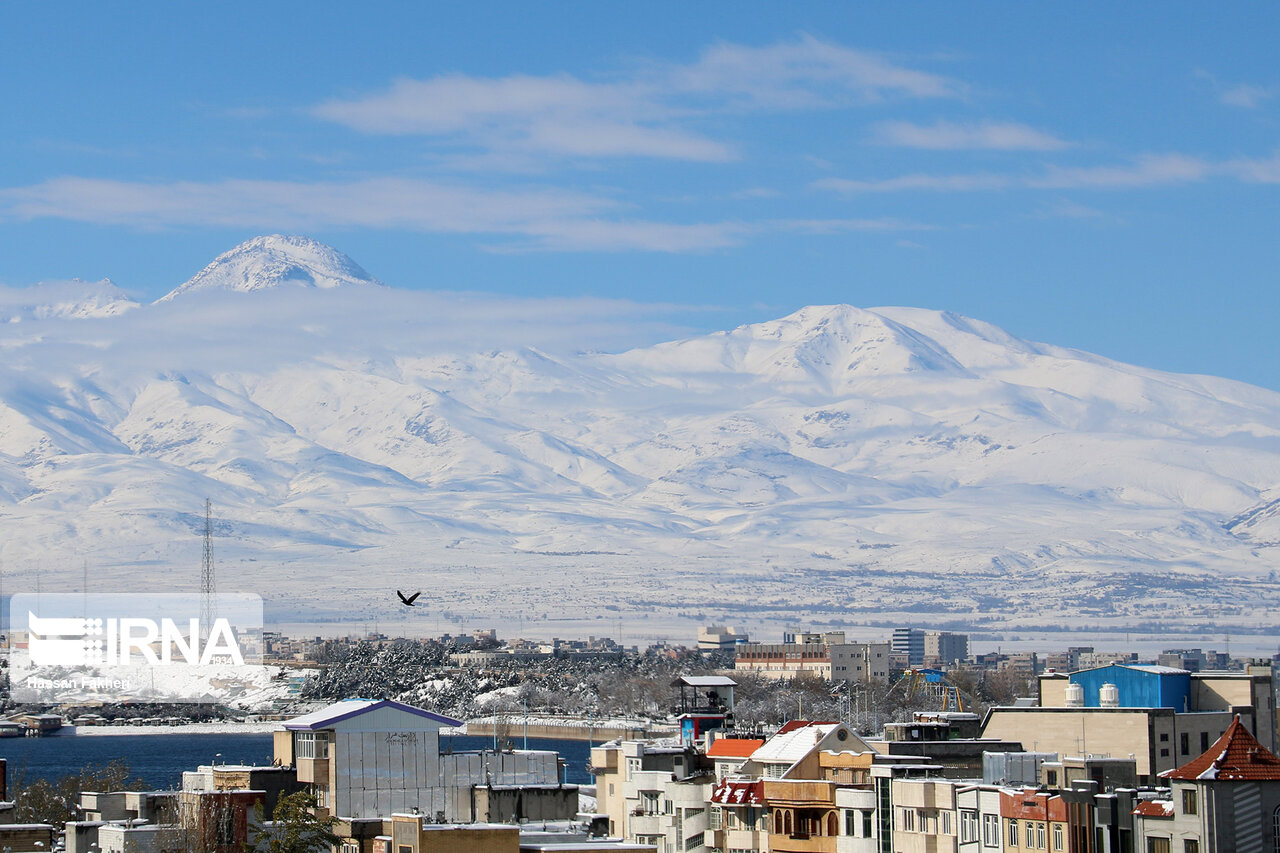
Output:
[{"xmin": 201, "ymin": 499, "xmax": 216, "ymax": 639}]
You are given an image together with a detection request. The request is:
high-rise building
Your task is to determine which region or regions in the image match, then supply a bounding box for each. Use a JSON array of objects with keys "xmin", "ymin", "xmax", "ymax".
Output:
[
  {"xmin": 925, "ymin": 631, "xmax": 970, "ymax": 666},
  {"xmin": 893, "ymin": 627, "xmax": 925, "ymax": 667}
]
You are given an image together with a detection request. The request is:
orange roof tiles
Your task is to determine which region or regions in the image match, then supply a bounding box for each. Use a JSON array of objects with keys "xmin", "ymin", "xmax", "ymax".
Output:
[
  {"xmin": 1133, "ymin": 801, "xmax": 1174, "ymax": 818},
  {"xmin": 1162, "ymin": 716, "xmax": 1280, "ymax": 782},
  {"xmin": 707, "ymin": 738, "xmax": 765, "ymax": 758}
]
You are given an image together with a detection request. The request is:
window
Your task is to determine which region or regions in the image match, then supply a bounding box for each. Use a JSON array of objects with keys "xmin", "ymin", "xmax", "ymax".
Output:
[
  {"xmin": 1009, "ymin": 819, "xmax": 1019, "ymax": 847},
  {"xmin": 295, "ymin": 731, "xmax": 329, "ymax": 759},
  {"xmin": 901, "ymin": 809, "xmax": 916, "ymax": 832},
  {"xmin": 1160, "ymin": 748, "xmax": 1170, "ymax": 757},
  {"xmin": 1046, "ymin": 770, "xmax": 1058, "ymax": 786},
  {"xmin": 685, "ymin": 833, "xmax": 703, "ymax": 850},
  {"xmin": 846, "ymin": 810, "xmax": 858, "ymax": 837},
  {"xmin": 1181, "ymin": 733, "xmax": 1190, "ymax": 755},
  {"xmin": 1053, "ymin": 824, "xmax": 1063, "ymax": 850},
  {"xmin": 863, "ymin": 810, "xmax": 873, "ymax": 839},
  {"xmin": 709, "ymin": 808, "xmax": 721, "ymax": 830},
  {"xmin": 983, "ymin": 814, "xmax": 1000, "ymax": 846},
  {"xmin": 1201, "ymin": 732, "xmax": 1210, "ymax": 751},
  {"xmin": 942, "ymin": 811, "xmax": 953, "ymax": 835},
  {"xmin": 1182, "ymin": 789, "xmax": 1197, "ymax": 815},
  {"xmin": 961, "ymin": 810, "xmax": 978, "ymax": 843},
  {"xmin": 1160, "ymin": 732, "xmax": 1169, "ymax": 742},
  {"xmin": 1147, "ymin": 839, "xmax": 1171, "ymax": 853},
  {"xmin": 1026, "ymin": 821, "xmax": 1034, "ymax": 848},
  {"xmin": 641, "ymin": 791, "xmax": 660, "ymax": 815},
  {"xmin": 1037, "ymin": 822, "xmax": 1046, "ymax": 849},
  {"xmin": 1183, "ymin": 841, "xmax": 1199, "ymax": 853}
]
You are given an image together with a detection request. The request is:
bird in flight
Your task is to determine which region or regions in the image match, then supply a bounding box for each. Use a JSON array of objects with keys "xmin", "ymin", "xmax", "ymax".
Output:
[{"xmin": 397, "ymin": 590, "xmax": 421, "ymax": 607}]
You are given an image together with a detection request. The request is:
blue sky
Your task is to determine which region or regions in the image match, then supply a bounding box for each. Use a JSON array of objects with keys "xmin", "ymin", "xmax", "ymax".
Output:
[{"xmin": 2, "ymin": 3, "xmax": 1278, "ymax": 387}]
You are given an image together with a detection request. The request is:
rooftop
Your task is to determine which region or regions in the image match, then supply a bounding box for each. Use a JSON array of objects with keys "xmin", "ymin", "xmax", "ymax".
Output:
[
  {"xmin": 282, "ymin": 699, "xmax": 462, "ymax": 731},
  {"xmin": 707, "ymin": 738, "xmax": 765, "ymax": 759},
  {"xmin": 1162, "ymin": 717, "xmax": 1280, "ymax": 782}
]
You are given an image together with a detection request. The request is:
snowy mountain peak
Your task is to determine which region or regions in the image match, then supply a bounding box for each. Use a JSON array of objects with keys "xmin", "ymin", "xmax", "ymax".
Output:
[
  {"xmin": 619, "ymin": 304, "xmax": 969, "ymax": 390},
  {"xmin": 0, "ymin": 278, "xmax": 139, "ymax": 322},
  {"xmin": 156, "ymin": 235, "xmax": 382, "ymax": 302}
]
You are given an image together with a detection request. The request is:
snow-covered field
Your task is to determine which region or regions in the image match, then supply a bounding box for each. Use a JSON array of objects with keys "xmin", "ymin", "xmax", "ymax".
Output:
[{"xmin": 3, "ymin": 236, "xmax": 1280, "ymax": 643}]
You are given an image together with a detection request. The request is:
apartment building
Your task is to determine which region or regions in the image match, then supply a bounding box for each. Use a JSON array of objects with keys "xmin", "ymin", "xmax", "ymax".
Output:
[
  {"xmin": 924, "ymin": 632, "xmax": 970, "ymax": 668},
  {"xmin": 275, "ymin": 699, "xmax": 570, "ymax": 825},
  {"xmin": 1134, "ymin": 716, "xmax": 1280, "ymax": 853},
  {"xmin": 982, "ymin": 663, "xmax": 1276, "ymax": 782},
  {"xmin": 736, "ymin": 632, "xmax": 890, "ymax": 683}
]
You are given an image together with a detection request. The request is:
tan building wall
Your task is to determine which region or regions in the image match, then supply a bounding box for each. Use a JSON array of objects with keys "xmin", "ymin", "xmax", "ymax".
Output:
[
  {"xmin": 982, "ymin": 709, "xmax": 1159, "ymax": 776},
  {"xmin": 982, "ymin": 708, "xmax": 1239, "ymax": 780},
  {"xmin": 390, "ymin": 816, "xmax": 519, "ymax": 853}
]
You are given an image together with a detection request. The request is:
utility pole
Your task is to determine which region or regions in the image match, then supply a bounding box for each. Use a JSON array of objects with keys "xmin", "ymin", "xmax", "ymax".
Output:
[{"xmin": 201, "ymin": 499, "xmax": 216, "ymax": 640}]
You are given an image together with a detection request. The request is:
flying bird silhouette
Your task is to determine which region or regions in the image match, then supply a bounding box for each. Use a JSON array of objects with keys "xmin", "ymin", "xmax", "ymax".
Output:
[{"xmin": 397, "ymin": 590, "xmax": 421, "ymax": 607}]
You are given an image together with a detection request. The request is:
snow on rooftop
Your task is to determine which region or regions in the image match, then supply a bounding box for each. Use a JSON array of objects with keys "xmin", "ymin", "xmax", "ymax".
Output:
[
  {"xmin": 750, "ymin": 722, "xmax": 840, "ymax": 766},
  {"xmin": 282, "ymin": 698, "xmax": 461, "ymax": 730},
  {"xmin": 679, "ymin": 676, "xmax": 737, "ymax": 687}
]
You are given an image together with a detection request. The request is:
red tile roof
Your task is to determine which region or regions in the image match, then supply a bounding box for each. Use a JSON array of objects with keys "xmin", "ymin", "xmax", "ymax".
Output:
[
  {"xmin": 1133, "ymin": 800, "xmax": 1174, "ymax": 818},
  {"xmin": 1162, "ymin": 717, "xmax": 1280, "ymax": 782},
  {"xmin": 707, "ymin": 738, "xmax": 766, "ymax": 758},
  {"xmin": 710, "ymin": 779, "xmax": 763, "ymax": 806}
]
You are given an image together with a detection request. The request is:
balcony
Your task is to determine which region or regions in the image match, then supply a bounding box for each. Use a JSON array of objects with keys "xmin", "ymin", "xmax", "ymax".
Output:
[
  {"xmin": 767, "ymin": 832, "xmax": 838, "ymax": 853},
  {"xmin": 296, "ymin": 756, "xmax": 329, "ymax": 784}
]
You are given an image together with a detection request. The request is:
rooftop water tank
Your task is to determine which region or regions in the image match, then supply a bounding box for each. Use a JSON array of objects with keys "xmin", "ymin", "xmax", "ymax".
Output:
[
  {"xmin": 1099, "ymin": 682, "xmax": 1120, "ymax": 708},
  {"xmin": 1065, "ymin": 682, "xmax": 1085, "ymax": 707}
]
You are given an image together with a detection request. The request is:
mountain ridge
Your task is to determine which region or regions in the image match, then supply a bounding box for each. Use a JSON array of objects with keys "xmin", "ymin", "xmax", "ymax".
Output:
[{"xmin": 2, "ymin": 237, "xmax": 1278, "ymax": 635}]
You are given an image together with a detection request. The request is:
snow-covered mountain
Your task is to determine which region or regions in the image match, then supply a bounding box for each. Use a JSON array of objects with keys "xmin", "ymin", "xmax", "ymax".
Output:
[
  {"xmin": 0, "ymin": 278, "xmax": 138, "ymax": 322},
  {"xmin": 3, "ymin": 238, "xmax": 1280, "ymax": 639},
  {"xmin": 156, "ymin": 235, "xmax": 382, "ymax": 301}
]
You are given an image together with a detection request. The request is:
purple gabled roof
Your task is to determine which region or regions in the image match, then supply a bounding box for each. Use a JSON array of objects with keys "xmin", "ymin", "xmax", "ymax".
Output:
[{"xmin": 283, "ymin": 699, "xmax": 463, "ymax": 731}]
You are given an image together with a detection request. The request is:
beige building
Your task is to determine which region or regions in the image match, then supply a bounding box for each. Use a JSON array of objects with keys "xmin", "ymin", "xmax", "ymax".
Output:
[
  {"xmin": 1134, "ymin": 717, "xmax": 1280, "ymax": 853},
  {"xmin": 984, "ymin": 664, "xmax": 1275, "ymax": 783},
  {"xmin": 923, "ymin": 632, "xmax": 969, "ymax": 667},
  {"xmin": 736, "ymin": 632, "xmax": 890, "ymax": 683}
]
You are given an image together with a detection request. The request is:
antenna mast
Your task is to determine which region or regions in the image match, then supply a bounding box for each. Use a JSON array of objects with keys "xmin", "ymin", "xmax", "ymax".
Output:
[{"xmin": 201, "ymin": 499, "xmax": 216, "ymax": 638}]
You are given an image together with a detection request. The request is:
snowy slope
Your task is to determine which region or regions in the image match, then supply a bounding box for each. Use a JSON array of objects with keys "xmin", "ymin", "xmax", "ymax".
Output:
[{"xmin": 3, "ymin": 239, "xmax": 1280, "ymax": 637}]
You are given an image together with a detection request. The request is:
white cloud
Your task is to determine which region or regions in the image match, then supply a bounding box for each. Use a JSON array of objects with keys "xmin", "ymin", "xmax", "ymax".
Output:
[
  {"xmin": 312, "ymin": 36, "xmax": 959, "ymax": 164},
  {"xmin": 1226, "ymin": 151, "xmax": 1280, "ymax": 183},
  {"xmin": 1194, "ymin": 70, "xmax": 1274, "ymax": 109},
  {"xmin": 314, "ymin": 74, "xmax": 733, "ymax": 163},
  {"xmin": 813, "ymin": 172, "xmax": 1011, "ymax": 193},
  {"xmin": 0, "ymin": 176, "xmax": 610, "ymax": 231},
  {"xmin": 1035, "ymin": 199, "xmax": 1108, "ymax": 220},
  {"xmin": 1219, "ymin": 83, "xmax": 1274, "ymax": 109},
  {"xmin": 872, "ymin": 120, "xmax": 1071, "ymax": 151},
  {"xmin": 1028, "ymin": 154, "xmax": 1209, "ymax": 189},
  {"xmin": 773, "ymin": 217, "xmax": 936, "ymax": 234},
  {"xmin": 0, "ymin": 176, "xmax": 750, "ymax": 253},
  {"xmin": 813, "ymin": 153, "xmax": 1239, "ymax": 194},
  {"xmin": 671, "ymin": 35, "xmax": 961, "ymax": 106}
]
